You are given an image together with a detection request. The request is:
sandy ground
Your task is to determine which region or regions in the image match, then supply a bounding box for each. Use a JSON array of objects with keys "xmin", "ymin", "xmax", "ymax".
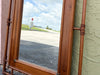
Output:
[{"xmin": 20, "ymin": 30, "xmax": 60, "ymax": 47}]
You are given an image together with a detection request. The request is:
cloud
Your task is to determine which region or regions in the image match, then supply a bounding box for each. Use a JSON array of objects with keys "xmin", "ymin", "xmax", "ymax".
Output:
[
  {"xmin": 34, "ymin": 13, "xmax": 58, "ymax": 26},
  {"xmin": 33, "ymin": 0, "xmax": 62, "ymax": 4},
  {"xmin": 22, "ymin": 0, "xmax": 63, "ymax": 31},
  {"xmin": 23, "ymin": 2, "xmax": 40, "ymax": 17}
]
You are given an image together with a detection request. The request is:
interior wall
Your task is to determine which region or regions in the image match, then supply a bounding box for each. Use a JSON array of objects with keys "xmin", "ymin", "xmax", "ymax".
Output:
[{"xmin": 71, "ymin": 0, "xmax": 100, "ymax": 75}]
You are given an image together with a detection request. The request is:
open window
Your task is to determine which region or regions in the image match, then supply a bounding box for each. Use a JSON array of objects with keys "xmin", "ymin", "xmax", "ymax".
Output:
[{"xmin": 3, "ymin": 0, "xmax": 76, "ymax": 75}]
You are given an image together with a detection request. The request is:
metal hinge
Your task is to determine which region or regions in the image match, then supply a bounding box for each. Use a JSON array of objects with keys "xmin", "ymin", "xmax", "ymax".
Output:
[
  {"xmin": 14, "ymin": 59, "xmax": 16, "ymax": 62},
  {"xmin": 7, "ymin": 18, "xmax": 12, "ymax": 26},
  {"xmin": 56, "ymin": 73, "xmax": 60, "ymax": 75}
]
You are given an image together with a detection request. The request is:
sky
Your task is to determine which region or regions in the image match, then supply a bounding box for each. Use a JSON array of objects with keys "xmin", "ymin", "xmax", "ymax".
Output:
[{"xmin": 22, "ymin": 0, "xmax": 63, "ymax": 31}]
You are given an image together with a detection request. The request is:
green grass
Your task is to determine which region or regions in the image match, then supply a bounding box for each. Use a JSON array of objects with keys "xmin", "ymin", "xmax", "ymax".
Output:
[
  {"xmin": 53, "ymin": 30, "xmax": 60, "ymax": 32},
  {"xmin": 21, "ymin": 24, "xmax": 48, "ymax": 32},
  {"xmin": 21, "ymin": 24, "xmax": 30, "ymax": 30},
  {"xmin": 31, "ymin": 27, "xmax": 48, "ymax": 32}
]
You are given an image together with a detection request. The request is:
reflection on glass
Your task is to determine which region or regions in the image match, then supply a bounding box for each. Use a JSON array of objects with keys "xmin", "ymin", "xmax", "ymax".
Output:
[{"xmin": 19, "ymin": 0, "xmax": 63, "ymax": 71}]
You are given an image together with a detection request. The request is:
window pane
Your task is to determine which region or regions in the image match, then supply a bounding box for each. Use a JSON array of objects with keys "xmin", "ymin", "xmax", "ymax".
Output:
[{"xmin": 19, "ymin": 0, "xmax": 63, "ymax": 71}]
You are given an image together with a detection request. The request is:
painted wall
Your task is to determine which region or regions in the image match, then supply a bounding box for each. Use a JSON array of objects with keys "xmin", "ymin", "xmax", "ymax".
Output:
[
  {"xmin": 0, "ymin": 0, "xmax": 9, "ymax": 64},
  {"xmin": 71, "ymin": 0, "xmax": 100, "ymax": 75},
  {"xmin": 0, "ymin": 0, "xmax": 1, "ymax": 64}
]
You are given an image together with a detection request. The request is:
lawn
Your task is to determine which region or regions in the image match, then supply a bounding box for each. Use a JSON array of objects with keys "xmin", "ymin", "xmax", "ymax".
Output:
[{"xmin": 21, "ymin": 24, "xmax": 48, "ymax": 32}]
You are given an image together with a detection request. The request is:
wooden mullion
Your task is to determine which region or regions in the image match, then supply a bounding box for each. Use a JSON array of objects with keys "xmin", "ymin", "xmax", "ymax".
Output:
[{"xmin": 59, "ymin": 0, "xmax": 76, "ymax": 75}]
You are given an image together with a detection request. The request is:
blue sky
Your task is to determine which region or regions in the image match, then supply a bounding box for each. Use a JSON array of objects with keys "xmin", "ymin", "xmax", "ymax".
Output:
[{"xmin": 22, "ymin": 0, "xmax": 63, "ymax": 31}]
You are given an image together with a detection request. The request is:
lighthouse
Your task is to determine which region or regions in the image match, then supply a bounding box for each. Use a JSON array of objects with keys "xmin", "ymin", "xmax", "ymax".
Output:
[{"xmin": 30, "ymin": 18, "xmax": 34, "ymax": 29}]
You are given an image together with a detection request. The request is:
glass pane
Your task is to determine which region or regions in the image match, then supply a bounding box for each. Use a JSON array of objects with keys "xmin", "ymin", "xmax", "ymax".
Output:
[{"xmin": 19, "ymin": 0, "xmax": 63, "ymax": 71}]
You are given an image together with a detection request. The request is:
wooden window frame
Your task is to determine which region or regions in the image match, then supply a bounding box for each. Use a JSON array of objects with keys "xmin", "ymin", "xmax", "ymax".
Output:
[{"xmin": 8, "ymin": 0, "xmax": 76, "ymax": 75}]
